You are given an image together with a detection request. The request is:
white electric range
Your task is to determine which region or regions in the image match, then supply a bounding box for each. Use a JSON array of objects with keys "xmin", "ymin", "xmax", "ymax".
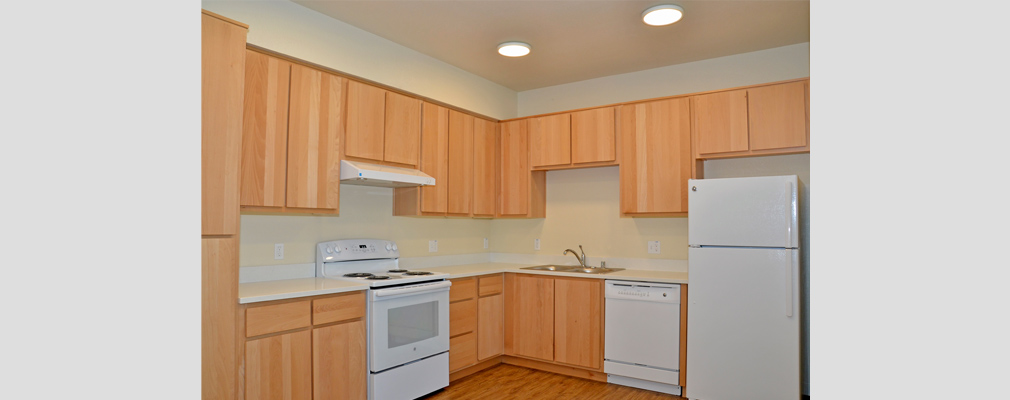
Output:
[{"xmin": 316, "ymin": 239, "xmax": 451, "ymax": 400}]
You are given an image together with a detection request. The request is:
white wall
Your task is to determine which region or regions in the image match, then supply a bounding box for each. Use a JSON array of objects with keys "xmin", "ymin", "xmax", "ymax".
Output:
[
  {"xmin": 518, "ymin": 43, "xmax": 810, "ymax": 117},
  {"xmin": 201, "ymin": 0, "xmax": 517, "ymax": 119}
]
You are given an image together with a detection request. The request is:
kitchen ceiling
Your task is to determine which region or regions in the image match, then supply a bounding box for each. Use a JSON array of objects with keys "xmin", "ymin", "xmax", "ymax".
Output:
[{"xmin": 292, "ymin": 0, "xmax": 810, "ymax": 92}]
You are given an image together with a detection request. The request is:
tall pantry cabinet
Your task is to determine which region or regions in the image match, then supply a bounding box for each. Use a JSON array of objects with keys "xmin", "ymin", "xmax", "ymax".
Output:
[{"xmin": 201, "ymin": 10, "xmax": 247, "ymax": 400}]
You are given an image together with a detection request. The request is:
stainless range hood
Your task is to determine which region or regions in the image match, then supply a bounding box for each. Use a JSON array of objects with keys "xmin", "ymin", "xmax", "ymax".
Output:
[{"xmin": 339, "ymin": 160, "xmax": 435, "ymax": 188}]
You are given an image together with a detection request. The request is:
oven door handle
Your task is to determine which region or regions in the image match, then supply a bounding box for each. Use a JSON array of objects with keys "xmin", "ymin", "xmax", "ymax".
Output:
[{"xmin": 372, "ymin": 280, "xmax": 452, "ymax": 299}]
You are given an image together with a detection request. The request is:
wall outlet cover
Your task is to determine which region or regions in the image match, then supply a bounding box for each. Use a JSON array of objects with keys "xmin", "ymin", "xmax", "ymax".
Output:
[
  {"xmin": 274, "ymin": 243, "xmax": 284, "ymax": 259},
  {"xmin": 648, "ymin": 240, "xmax": 660, "ymax": 254},
  {"xmin": 483, "ymin": 238, "xmax": 489, "ymax": 249},
  {"xmin": 534, "ymin": 238, "xmax": 541, "ymax": 251},
  {"xmin": 429, "ymin": 240, "xmax": 438, "ymax": 253}
]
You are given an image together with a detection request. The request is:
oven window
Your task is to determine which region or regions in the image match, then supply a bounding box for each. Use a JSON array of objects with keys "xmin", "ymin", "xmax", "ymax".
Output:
[{"xmin": 387, "ymin": 301, "xmax": 439, "ymax": 348}]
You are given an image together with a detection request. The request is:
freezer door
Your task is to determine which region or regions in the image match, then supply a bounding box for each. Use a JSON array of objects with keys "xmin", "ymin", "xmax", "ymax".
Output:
[
  {"xmin": 688, "ymin": 175, "xmax": 798, "ymax": 248},
  {"xmin": 686, "ymin": 247, "xmax": 800, "ymax": 400}
]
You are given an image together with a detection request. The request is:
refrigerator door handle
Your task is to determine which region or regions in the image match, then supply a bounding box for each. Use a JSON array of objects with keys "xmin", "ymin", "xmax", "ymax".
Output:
[
  {"xmin": 785, "ymin": 181, "xmax": 794, "ymax": 248},
  {"xmin": 786, "ymin": 251, "xmax": 796, "ymax": 318}
]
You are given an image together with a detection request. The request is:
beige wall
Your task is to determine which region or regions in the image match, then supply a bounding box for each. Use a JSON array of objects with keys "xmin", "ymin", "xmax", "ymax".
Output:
[
  {"xmin": 518, "ymin": 42, "xmax": 810, "ymax": 117},
  {"xmin": 240, "ymin": 184, "xmax": 491, "ymax": 267},
  {"xmin": 489, "ymin": 166, "xmax": 688, "ymax": 259},
  {"xmin": 201, "ymin": 0, "xmax": 517, "ymax": 120}
]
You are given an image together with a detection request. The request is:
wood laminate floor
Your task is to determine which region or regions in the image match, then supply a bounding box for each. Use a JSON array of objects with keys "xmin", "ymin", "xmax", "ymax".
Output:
[{"xmin": 420, "ymin": 364, "xmax": 685, "ymax": 400}]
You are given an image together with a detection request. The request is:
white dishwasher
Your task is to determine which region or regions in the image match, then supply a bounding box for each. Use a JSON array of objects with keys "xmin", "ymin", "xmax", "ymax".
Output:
[{"xmin": 604, "ymin": 280, "xmax": 682, "ymax": 396}]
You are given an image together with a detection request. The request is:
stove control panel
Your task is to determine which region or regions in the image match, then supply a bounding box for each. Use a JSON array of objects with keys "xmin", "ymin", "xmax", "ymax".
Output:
[{"xmin": 317, "ymin": 239, "xmax": 400, "ymax": 263}]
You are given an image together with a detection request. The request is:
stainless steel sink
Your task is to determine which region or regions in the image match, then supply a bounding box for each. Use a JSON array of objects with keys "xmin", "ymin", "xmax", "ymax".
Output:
[{"xmin": 520, "ymin": 265, "xmax": 625, "ymax": 274}]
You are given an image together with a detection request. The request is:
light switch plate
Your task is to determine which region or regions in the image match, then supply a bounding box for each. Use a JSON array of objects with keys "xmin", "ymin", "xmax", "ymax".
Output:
[
  {"xmin": 429, "ymin": 240, "xmax": 438, "ymax": 253},
  {"xmin": 274, "ymin": 243, "xmax": 284, "ymax": 260},
  {"xmin": 648, "ymin": 241, "xmax": 660, "ymax": 254},
  {"xmin": 534, "ymin": 238, "xmax": 541, "ymax": 250}
]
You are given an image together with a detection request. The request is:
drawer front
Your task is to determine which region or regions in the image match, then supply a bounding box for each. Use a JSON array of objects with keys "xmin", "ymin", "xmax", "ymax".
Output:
[
  {"xmin": 246, "ymin": 300, "xmax": 312, "ymax": 337},
  {"xmin": 449, "ymin": 277, "xmax": 477, "ymax": 302},
  {"xmin": 449, "ymin": 299, "xmax": 476, "ymax": 337},
  {"xmin": 449, "ymin": 332, "xmax": 477, "ymax": 372},
  {"xmin": 312, "ymin": 291, "xmax": 366, "ymax": 325},
  {"xmin": 478, "ymin": 274, "xmax": 503, "ymax": 296}
]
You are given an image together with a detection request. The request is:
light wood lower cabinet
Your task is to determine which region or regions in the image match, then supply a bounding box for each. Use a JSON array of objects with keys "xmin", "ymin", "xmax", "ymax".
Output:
[
  {"xmin": 449, "ymin": 274, "xmax": 505, "ymax": 375},
  {"xmin": 240, "ymin": 291, "xmax": 366, "ymax": 400},
  {"xmin": 504, "ymin": 273, "xmax": 604, "ymax": 371}
]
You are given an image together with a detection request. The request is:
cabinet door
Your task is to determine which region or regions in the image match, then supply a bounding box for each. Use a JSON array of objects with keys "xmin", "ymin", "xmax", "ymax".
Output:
[
  {"xmin": 202, "ymin": 236, "xmax": 239, "ymax": 400},
  {"xmin": 530, "ymin": 113, "xmax": 571, "ymax": 168},
  {"xmin": 286, "ymin": 65, "xmax": 344, "ymax": 211},
  {"xmin": 245, "ymin": 330, "xmax": 312, "ymax": 400},
  {"xmin": 619, "ymin": 98, "xmax": 692, "ymax": 215},
  {"xmin": 477, "ymin": 293, "xmax": 504, "ymax": 360},
  {"xmin": 571, "ymin": 107, "xmax": 616, "ymax": 164},
  {"xmin": 383, "ymin": 91, "xmax": 421, "ymax": 167},
  {"xmin": 693, "ymin": 89, "xmax": 749, "ymax": 156},
  {"xmin": 313, "ymin": 320, "xmax": 367, "ymax": 400},
  {"xmin": 504, "ymin": 274, "xmax": 554, "ymax": 361},
  {"xmin": 472, "ymin": 118, "xmax": 497, "ymax": 217},
  {"xmin": 748, "ymin": 81, "xmax": 808, "ymax": 151},
  {"xmin": 498, "ymin": 120, "xmax": 529, "ymax": 216},
  {"xmin": 554, "ymin": 277, "xmax": 602, "ymax": 370},
  {"xmin": 345, "ymin": 81, "xmax": 386, "ymax": 162},
  {"xmin": 201, "ymin": 12, "xmax": 246, "ymax": 235},
  {"xmin": 240, "ymin": 50, "xmax": 291, "ymax": 208},
  {"xmin": 449, "ymin": 332, "xmax": 477, "ymax": 372},
  {"xmin": 447, "ymin": 110, "xmax": 474, "ymax": 215},
  {"xmin": 419, "ymin": 102, "xmax": 449, "ymax": 214}
]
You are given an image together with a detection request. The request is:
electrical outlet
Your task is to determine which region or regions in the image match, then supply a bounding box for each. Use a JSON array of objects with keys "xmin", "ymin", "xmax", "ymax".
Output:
[
  {"xmin": 534, "ymin": 238, "xmax": 541, "ymax": 250},
  {"xmin": 648, "ymin": 240, "xmax": 660, "ymax": 254},
  {"xmin": 483, "ymin": 238, "xmax": 489, "ymax": 249},
  {"xmin": 429, "ymin": 240, "xmax": 438, "ymax": 253},
  {"xmin": 274, "ymin": 243, "xmax": 284, "ymax": 260}
]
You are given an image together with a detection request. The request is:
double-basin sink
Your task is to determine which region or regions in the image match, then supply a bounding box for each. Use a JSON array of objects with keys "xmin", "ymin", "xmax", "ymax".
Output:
[{"xmin": 520, "ymin": 265, "xmax": 625, "ymax": 274}]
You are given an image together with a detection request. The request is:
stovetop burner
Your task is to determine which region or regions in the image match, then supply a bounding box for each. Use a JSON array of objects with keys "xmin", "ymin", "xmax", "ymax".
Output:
[
  {"xmin": 404, "ymin": 271, "xmax": 434, "ymax": 276},
  {"xmin": 344, "ymin": 273, "xmax": 375, "ymax": 278},
  {"xmin": 366, "ymin": 276, "xmax": 392, "ymax": 280},
  {"xmin": 388, "ymin": 269, "xmax": 409, "ymax": 273}
]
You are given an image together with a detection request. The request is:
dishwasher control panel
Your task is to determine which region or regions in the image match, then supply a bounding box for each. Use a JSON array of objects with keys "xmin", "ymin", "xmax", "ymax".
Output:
[{"xmin": 605, "ymin": 280, "xmax": 680, "ymax": 304}]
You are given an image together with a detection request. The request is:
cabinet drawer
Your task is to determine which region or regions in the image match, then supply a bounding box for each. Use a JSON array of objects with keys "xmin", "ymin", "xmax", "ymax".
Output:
[
  {"xmin": 478, "ymin": 274, "xmax": 503, "ymax": 296},
  {"xmin": 449, "ymin": 332, "xmax": 477, "ymax": 372},
  {"xmin": 246, "ymin": 300, "xmax": 311, "ymax": 337},
  {"xmin": 450, "ymin": 277, "xmax": 476, "ymax": 302},
  {"xmin": 450, "ymin": 299, "xmax": 476, "ymax": 337},
  {"xmin": 312, "ymin": 291, "xmax": 366, "ymax": 325}
]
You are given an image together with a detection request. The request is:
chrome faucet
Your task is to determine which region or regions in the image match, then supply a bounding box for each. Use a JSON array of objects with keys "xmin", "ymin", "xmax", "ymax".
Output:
[{"xmin": 563, "ymin": 245, "xmax": 589, "ymax": 268}]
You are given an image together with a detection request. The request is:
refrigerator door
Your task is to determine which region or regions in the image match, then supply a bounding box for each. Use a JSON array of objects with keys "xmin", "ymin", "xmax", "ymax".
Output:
[
  {"xmin": 688, "ymin": 175, "xmax": 798, "ymax": 248},
  {"xmin": 686, "ymin": 247, "xmax": 800, "ymax": 400}
]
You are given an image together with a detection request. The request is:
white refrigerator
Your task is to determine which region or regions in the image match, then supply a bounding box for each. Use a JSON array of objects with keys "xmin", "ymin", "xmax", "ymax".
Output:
[{"xmin": 686, "ymin": 175, "xmax": 801, "ymax": 400}]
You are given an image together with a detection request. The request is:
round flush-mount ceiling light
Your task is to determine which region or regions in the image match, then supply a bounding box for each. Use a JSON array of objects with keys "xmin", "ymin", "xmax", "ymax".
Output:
[
  {"xmin": 497, "ymin": 42, "xmax": 531, "ymax": 57},
  {"xmin": 642, "ymin": 4, "xmax": 685, "ymax": 26}
]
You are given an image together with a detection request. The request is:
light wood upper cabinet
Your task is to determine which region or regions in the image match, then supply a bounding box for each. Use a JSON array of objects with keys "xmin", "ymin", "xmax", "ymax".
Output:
[
  {"xmin": 286, "ymin": 64, "xmax": 345, "ymax": 211},
  {"xmin": 448, "ymin": 110, "xmax": 474, "ymax": 215},
  {"xmin": 344, "ymin": 81, "xmax": 422, "ymax": 168},
  {"xmin": 201, "ymin": 12, "xmax": 247, "ymax": 236},
  {"xmin": 692, "ymin": 80, "xmax": 809, "ymax": 158},
  {"xmin": 619, "ymin": 97, "xmax": 692, "ymax": 216},
  {"xmin": 383, "ymin": 91, "xmax": 422, "ymax": 167},
  {"xmin": 344, "ymin": 81, "xmax": 386, "ymax": 162},
  {"xmin": 240, "ymin": 53, "xmax": 344, "ymax": 214},
  {"xmin": 571, "ymin": 107, "xmax": 617, "ymax": 164},
  {"xmin": 530, "ymin": 113, "xmax": 572, "ymax": 168},
  {"xmin": 498, "ymin": 120, "xmax": 546, "ymax": 218},
  {"xmin": 419, "ymin": 103, "xmax": 449, "ymax": 214},
  {"xmin": 245, "ymin": 330, "xmax": 312, "ymax": 400},
  {"xmin": 240, "ymin": 50, "xmax": 290, "ymax": 209},
  {"xmin": 472, "ymin": 118, "xmax": 497, "ymax": 218},
  {"xmin": 553, "ymin": 277, "xmax": 603, "ymax": 370},
  {"xmin": 504, "ymin": 273, "xmax": 555, "ymax": 361}
]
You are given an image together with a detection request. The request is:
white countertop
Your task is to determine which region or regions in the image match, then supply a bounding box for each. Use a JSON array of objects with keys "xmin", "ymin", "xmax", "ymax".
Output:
[
  {"xmin": 239, "ymin": 278, "xmax": 368, "ymax": 304},
  {"xmin": 239, "ymin": 262, "xmax": 688, "ymax": 304}
]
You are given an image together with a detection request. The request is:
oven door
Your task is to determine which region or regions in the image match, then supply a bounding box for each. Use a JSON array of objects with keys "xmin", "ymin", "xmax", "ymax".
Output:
[{"xmin": 369, "ymin": 280, "xmax": 451, "ymax": 372}]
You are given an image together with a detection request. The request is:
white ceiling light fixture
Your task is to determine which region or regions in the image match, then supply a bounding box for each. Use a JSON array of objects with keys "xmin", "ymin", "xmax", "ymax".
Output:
[
  {"xmin": 497, "ymin": 41, "xmax": 531, "ymax": 57},
  {"xmin": 642, "ymin": 4, "xmax": 685, "ymax": 26}
]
